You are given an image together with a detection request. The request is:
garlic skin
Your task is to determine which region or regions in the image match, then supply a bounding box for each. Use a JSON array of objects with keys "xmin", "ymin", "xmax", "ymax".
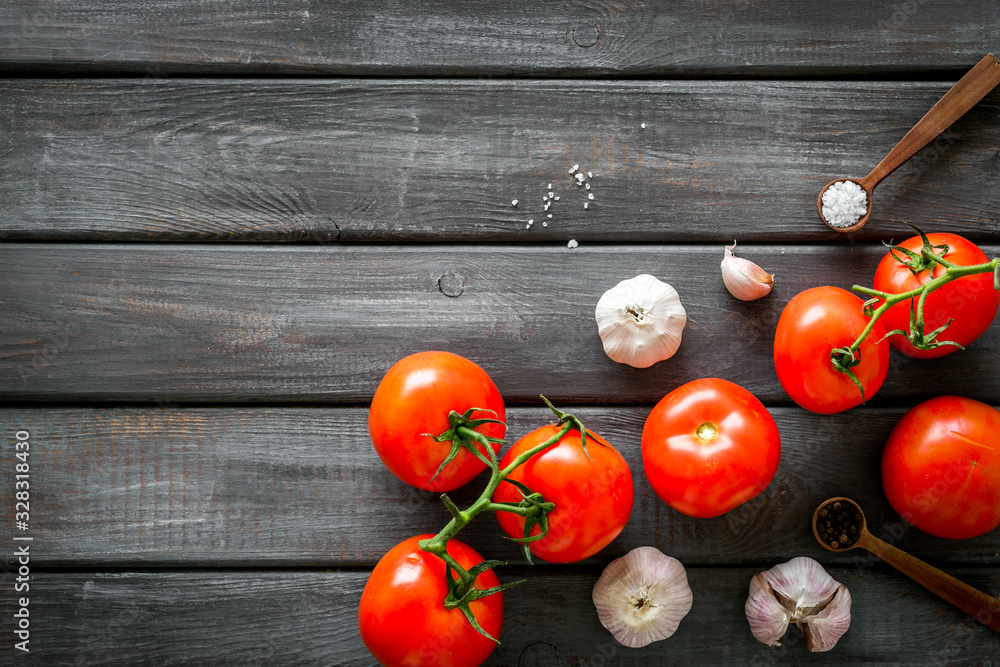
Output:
[
  {"xmin": 595, "ymin": 274, "xmax": 687, "ymax": 368},
  {"xmin": 592, "ymin": 546, "xmax": 693, "ymax": 648},
  {"xmin": 745, "ymin": 557, "xmax": 851, "ymax": 652},
  {"xmin": 722, "ymin": 242, "xmax": 773, "ymax": 301}
]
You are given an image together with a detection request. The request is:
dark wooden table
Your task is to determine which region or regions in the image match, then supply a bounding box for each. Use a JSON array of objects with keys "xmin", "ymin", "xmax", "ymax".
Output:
[{"xmin": 2, "ymin": 2, "xmax": 1000, "ymax": 665}]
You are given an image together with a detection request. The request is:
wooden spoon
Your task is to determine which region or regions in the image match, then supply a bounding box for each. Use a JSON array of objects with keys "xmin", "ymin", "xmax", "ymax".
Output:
[
  {"xmin": 818, "ymin": 53, "xmax": 1000, "ymax": 233},
  {"xmin": 812, "ymin": 497, "xmax": 1000, "ymax": 632}
]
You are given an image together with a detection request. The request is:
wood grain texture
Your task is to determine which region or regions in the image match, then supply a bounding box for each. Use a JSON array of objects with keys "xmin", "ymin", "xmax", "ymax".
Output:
[
  {"xmin": 3, "ymin": 244, "xmax": 1000, "ymax": 405},
  {"xmin": 2, "ymin": 406, "xmax": 998, "ymax": 566},
  {"xmin": 0, "ymin": 1, "xmax": 998, "ymax": 76},
  {"xmin": 2, "ymin": 568, "xmax": 998, "ymax": 665},
  {"xmin": 2, "ymin": 80, "xmax": 1000, "ymax": 243}
]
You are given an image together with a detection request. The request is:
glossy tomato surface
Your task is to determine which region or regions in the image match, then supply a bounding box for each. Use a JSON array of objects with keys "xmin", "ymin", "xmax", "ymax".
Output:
[
  {"xmin": 492, "ymin": 425, "xmax": 633, "ymax": 563},
  {"xmin": 882, "ymin": 396, "xmax": 1000, "ymax": 540},
  {"xmin": 774, "ymin": 286, "xmax": 889, "ymax": 414},
  {"xmin": 873, "ymin": 233, "xmax": 999, "ymax": 359},
  {"xmin": 369, "ymin": 351, "xmax": 505, "ymax": 492},
  {"xmin": 641, "ymin": 378, "xmax": 781, "ymax": 518},
  {"xmin": 358, "ymin": 535, "xmax": 502, "ymax": 667}
]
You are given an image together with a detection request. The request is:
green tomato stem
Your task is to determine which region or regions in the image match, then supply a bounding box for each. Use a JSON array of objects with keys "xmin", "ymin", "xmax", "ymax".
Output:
[
  {"xmin": 832, "ymin": 228, "xmax": 1000, "ymax": 401},
  {"xmin": 845, "ymin": 257, "xmax": 999, "ymax": 357},
  {"xmin": 417, "ymin": 417, "xmax": 574, "ymax": 572},
  {"xmin": 413, "ymin": 397, "xmax": 584, "ymax": 643}
]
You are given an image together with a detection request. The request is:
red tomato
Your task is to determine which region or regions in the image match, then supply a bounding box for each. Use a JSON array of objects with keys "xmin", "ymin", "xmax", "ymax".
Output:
[
  {"xmin": 774, "ymin": 286, "xmax": 889, "ymax": 414},
  {"xmin": 872, "ymin": 233, "xmax": 999, "ymax": 359},
  {"xmin": 492, "ymin": 425, "xmax": 633, "ymax": 563},
  {"xmin": 882, "ymin": 396, "xmax": 1000, "ymax": 540},
  {"xmin": 369, "ymin": 351, "xmax": 506, "ymax": 492},
  {"xmin": 358, "ymin": 535, "xmax": 502, "ymax": 667},
  {"xmin": 641, "ymin": 378, "xmax": 781, "ymax": 518}
]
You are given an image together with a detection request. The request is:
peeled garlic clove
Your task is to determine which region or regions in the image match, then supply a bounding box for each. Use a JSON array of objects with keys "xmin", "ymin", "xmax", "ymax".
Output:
[
  {"xmin": 745, "ymin": 557, "xmax": 851, "ymax": 652},
  {"xmin": 592, "ymin": 546, "xmax": 693, "ymax": 648},
  {"xmin": 595, "ymin": 274, "xmax": 687, "ymax": 368},
  {"xmin": 722, "ymin": 242, "xmax": 773, "ymax": 301}
]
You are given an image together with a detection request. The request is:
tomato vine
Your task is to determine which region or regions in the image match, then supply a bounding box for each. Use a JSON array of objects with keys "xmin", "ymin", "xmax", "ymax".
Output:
[
  {"xmin": 831, "ymin": 225, "xmax": 1000, "ymax": 400},
  {"xmin": 417, "ymin": 396, "xmax": 592, "ymax": 643}
]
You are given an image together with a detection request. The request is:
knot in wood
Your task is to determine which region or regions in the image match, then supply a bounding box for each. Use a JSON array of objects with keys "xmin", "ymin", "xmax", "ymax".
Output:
[
  {"xmin": 438, "ymin": 271, "xmax": 465, "ymax": 297},
  {"xmin": 573, "ymin": 21, "xmax": 601, "ymax": 48}
]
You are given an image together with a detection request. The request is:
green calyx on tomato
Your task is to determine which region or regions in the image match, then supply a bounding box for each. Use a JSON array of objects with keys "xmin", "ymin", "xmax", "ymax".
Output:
[{"xmin": 426, "ymin": 406, "xmax": 509, "ymax": 483}]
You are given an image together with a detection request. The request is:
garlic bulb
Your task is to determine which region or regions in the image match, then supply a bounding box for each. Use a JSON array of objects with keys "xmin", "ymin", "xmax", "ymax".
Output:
[
  {"xmin": 595, "ymin": 274, "xmax": 686, "ymax": 368},
  {"xmin": 592, "ymin": 546, "xmax": 693, "ymax": 648},
  {"xmin": 721, "ymin": 242, "xmax": 773, "ymax": 301},
  {"xmin": 745, "ymin": 557, "xmax": 851, "ymax": 652}
]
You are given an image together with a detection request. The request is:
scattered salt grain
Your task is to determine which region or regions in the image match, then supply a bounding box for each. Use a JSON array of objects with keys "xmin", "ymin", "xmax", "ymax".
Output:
[
  {"xmin": 821, "ymin": 180, "xmax": 868, "ymax": 228},
  {"xmin": 543, "ymin": 196, "xmax": 548, "ymax": 202},
  {"xmin": 584, "ymin": 202, "xmax": 589, "ymax": 209},
  {"xmin": 575, "ymin": 173, "xmax": 586, "ymax": 184},
  {"xmin": 568, "ymin": 239, "xmax": 579, "ymax": 248},
  {"xmin": 640, "ymin": 123, "xmax": 646, "ymax": 129},
  {"xmin": 569, "ymin": 164, "xmax": 579, "ymax": 174},
  {"xmin": 588, "ymin": 193, "xmax": 594, "ymax": 200},
  {"xmin": 548, "ymin": 183, "xmax": 553, "ymax": 189},
  {"xmin": 542, "ymin": 221, "xmax": 548, "ymax": 227},
  {"xmin": 511, "ymin": 199, "xmax": 518, "ymax": 207},
  {"xmin": 544, "ymin": 203, "xmax": 550, "ymax": 211},
  {"xmin": 547, "ymin": 213, "xmax": 553, "ymax": 218},
  {"xmin": 548, "ymin": 191, "xmax": 554, "ymax": 198},
  {"xmin": 587, "ymin": 171, "xmax": 593, "ymax": 178},
  {"xmin": 554, "ymin": 196, "xmax": 560, "ymax": 201},
  {"xmin": 585, "ymin": 183, "xmax": 591, "ymax": 190}
]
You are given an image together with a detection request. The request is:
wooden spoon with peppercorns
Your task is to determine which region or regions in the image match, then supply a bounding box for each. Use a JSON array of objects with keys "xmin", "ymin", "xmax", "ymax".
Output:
[{"xmin": 812, "ymin": 497, "xmax": 1000, "ymax": 632}]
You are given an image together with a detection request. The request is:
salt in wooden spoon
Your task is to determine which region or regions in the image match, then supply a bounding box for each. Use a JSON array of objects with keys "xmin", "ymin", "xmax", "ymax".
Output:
[
  {"xmin": 812, "ymin": 497, "xmax": 1000, "ymax": 632},
  {"xmin": 818, "ymin": 53, "xmax": 1000, "ymax": 233}
]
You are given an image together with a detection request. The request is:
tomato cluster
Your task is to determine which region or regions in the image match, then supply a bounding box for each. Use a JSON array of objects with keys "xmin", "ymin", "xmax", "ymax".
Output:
[
  {"xmin": 361, "ymin": 352, "xmax": 635, "ymax": 666},
  {"xmin": 775, "ymin": 233, "xmax": 997, "ymax": 413}
]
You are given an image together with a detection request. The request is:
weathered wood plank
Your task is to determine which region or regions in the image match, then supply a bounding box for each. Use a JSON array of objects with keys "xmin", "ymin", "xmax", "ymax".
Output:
[
  {"xmin": 2, "ymin": 568, "xmax": 998, "ymax": 665},
  {"xmin": 3, "ymin": 244, "xmax": 1000, "ymax": 405},
  {"xmin": 1, "ymin": 1, "xmax": 997, "ymax": 76},
  {"xmin": 2, "ymin": 80, "xmax": 1000, "ymax": 242},
  {"xmin": 2, "ymin": 406, "xmax": 998, "ymax": 566}
]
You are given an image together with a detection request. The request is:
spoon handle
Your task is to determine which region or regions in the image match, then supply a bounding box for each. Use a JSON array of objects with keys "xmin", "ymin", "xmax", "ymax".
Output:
[
  {"xmin": 860, "ymin": 53, "xmax": 1000, "ymax": 190},
  {"xmin": 860, "ymin": 533, "xmax": 1000, "ymax": 632}
]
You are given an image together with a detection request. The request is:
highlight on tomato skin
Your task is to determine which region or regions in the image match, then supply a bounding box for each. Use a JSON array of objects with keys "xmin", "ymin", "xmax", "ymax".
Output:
[
  {"xmin": 358, "ymin": 535, "xmax": 503, "ymax": 667},
  {"xmin": 368, "ymin": 351, "xmax": 506, "ymax": 492},
  {"xmin": 872, "ymin": 233, "xmax": 1000, "ymax": 359},
  {"xmin": 492, "ymin": 425, "xmax": 635, "ymax": 564},
  {"xmin": 641, "ymin": 378, "xmax": 781, "ymax": 519},
  {"xmin": 773, "ymin": 286, "xmax": 889, "ymax": 415},
  {"xmin": 881, "ymin": 396, "xmax": 1000, "ymax": 540}
]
